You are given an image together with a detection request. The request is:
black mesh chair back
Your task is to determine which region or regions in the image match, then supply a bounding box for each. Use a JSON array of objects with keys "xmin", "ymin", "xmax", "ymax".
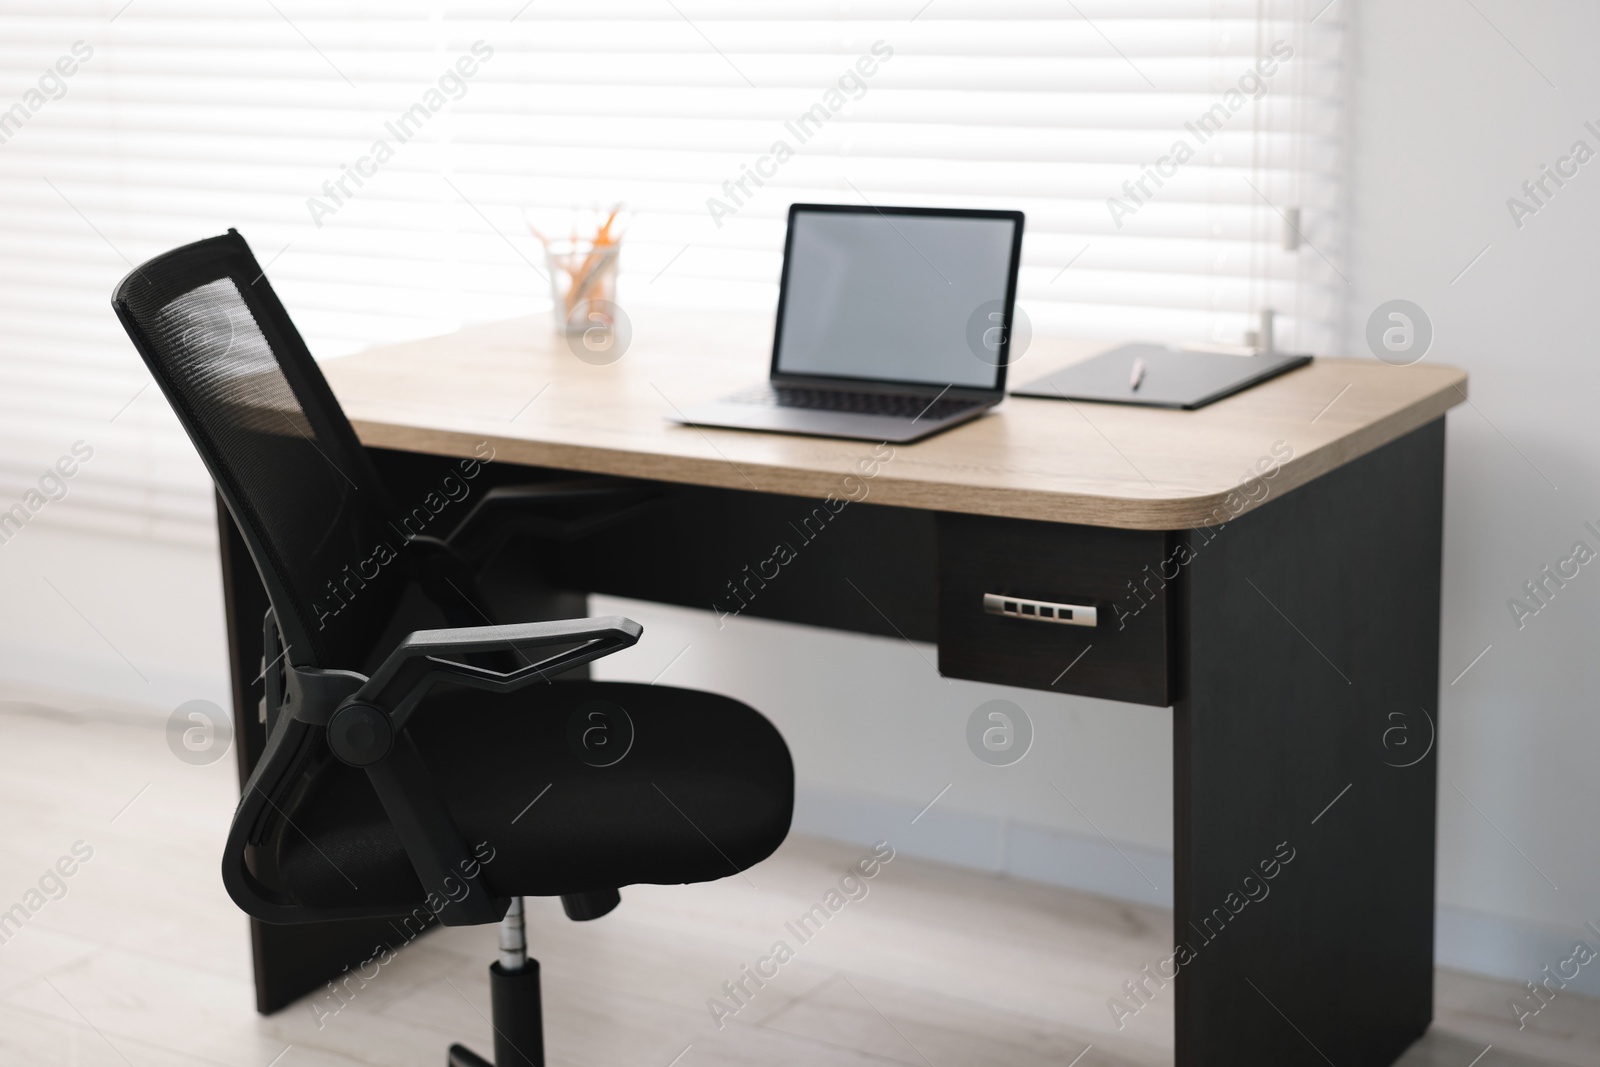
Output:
[
  {"xmin": 109, "ymin": 237, "xmax": 794, "ymax": 1067},
  {"xmin": 112, "ymin": 229, "xmax": 405, "ymax": 672}
]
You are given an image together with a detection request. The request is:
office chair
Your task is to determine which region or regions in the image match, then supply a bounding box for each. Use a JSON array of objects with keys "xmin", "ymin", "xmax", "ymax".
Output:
[{"xmin": 111, "ymin": 230, "xmax": 794, "ymax": 1067}]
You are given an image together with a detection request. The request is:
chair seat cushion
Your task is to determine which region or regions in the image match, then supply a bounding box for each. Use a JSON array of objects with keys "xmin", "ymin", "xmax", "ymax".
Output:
[{"xmin": 277, "ymin": 681, "xmax": 793, "ymax": 911}]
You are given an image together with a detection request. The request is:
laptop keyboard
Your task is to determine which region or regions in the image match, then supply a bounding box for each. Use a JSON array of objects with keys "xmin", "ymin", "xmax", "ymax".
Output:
[{"xmin": 731, "ymin": 385, "xmax": 982, "ymax": 422}]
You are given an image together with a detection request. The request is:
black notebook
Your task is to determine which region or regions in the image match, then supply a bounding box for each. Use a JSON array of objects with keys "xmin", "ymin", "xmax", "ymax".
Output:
[{"xmin": 1011, "ymin": 343, "xmax": 1312, "ymax": 410}]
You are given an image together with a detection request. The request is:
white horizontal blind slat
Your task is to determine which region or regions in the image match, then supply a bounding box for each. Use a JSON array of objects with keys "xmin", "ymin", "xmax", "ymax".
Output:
[{"xmin": 0, "ymin": 0, "xmax": 1344, "ymax": 547}]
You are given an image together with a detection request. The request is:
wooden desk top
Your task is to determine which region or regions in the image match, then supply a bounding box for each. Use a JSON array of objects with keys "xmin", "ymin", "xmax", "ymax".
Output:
[{"xmin": 323, "ymin": 309, "xmax": 1467, "ymax": 531}]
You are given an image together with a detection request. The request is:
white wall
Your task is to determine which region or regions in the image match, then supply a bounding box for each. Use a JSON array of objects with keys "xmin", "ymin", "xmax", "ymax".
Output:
[
  {"xmin": 1342, "ymin": 0, "xmax": 1600, "ymax": 987},
  {"xmin": 0, "ymin": 522, "xmax": 229, "ymax": 716}
]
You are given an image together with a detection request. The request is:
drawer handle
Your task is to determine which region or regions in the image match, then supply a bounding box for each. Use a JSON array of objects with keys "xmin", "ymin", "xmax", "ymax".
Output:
[{"xmin": 983, "ymin": 593, "xmax": 1097, "ymax": 628}]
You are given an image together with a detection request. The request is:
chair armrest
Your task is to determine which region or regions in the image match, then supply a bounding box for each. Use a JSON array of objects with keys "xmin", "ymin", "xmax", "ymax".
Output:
[
  {"xmin": 353, "ymin": 615, "xmax": 642, "ymax": 730},
  {"xmin": 318, "ymin": 615, "xmax": 640, "ymax": 927}
]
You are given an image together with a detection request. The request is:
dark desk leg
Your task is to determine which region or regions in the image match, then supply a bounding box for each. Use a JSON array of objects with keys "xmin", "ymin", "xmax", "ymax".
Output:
[
  {"xmin": 1173, "ymin": 421, "xmax": 1443, "ymax": 1066},
  {"xmin": 217, "ymin": 497, "xmax": 421, "ymax": 1016}
]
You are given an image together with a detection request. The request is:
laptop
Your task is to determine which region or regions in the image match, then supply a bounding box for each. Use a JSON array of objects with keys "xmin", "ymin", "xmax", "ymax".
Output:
[{"xmin": 673, "ymin": 202, "xmax": 1025, "ymax": 444}]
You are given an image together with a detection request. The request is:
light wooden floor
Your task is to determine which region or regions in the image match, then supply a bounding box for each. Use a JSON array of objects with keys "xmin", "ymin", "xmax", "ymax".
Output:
[{"xmin": 0, "ymin": 689, "xmax": 1596, "ymax": 1067}]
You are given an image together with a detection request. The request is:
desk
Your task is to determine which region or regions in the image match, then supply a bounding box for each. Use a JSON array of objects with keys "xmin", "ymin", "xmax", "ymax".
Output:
[{"xmin": 220, "ymin": 309, "xmax": 1466, "ymax": 1065}]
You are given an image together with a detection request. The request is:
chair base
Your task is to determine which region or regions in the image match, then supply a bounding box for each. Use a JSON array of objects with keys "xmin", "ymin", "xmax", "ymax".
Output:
[{"xmin": 448, "ymin": 959, "xmax": 544, "ymax": 1067}]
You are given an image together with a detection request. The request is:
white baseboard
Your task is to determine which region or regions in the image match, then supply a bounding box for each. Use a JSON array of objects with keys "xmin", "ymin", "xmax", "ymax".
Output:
[
  {"xmin": 794, "ymin": 786, "xmax": 1600, "ymax": 998},
  {"xmin": 1436, "ymin": 905, "xmax": 1600, "ymax": 999},
  {"xmin": 795, "ymin": 785, "xmax": 1173, "ymax": 907},
  {"xmin": 0, "ymin": 638, "xmax": 229, "ymax": 724}
]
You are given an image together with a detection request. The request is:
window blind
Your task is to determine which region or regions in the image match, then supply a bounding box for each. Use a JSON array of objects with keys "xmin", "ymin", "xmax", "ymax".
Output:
[{"xmin": 0, "ymin": 0, "xmax": 1346, "ymax": 547}]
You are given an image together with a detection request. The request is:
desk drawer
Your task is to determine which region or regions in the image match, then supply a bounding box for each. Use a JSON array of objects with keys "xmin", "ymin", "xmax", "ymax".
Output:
[{"xmin": 937, "ymin": 513, "xmax": 1174, "ymax": 706}]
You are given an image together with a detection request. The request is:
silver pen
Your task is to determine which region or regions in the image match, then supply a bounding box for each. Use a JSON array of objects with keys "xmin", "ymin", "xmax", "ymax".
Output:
[{"xmin": 1130, "ymin": 357, "xmax": 1146, "ymax": 392}]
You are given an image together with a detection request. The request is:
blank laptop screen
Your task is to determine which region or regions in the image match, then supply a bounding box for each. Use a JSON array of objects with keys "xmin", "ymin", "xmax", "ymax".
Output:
[{"xmin": 773, "ymin": 208, "xmax": 1019, "ymax": 391}]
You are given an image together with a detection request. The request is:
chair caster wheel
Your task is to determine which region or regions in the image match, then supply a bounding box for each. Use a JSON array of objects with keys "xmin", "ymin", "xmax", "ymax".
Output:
[{"xmin": 447, "ymin": 1044, "xmax": 494, "ymax": 1067}]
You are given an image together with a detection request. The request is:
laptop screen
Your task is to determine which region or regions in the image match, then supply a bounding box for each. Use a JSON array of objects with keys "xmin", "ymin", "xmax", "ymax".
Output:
[{"xmin": 772, "ymin": 205, "xmax": 1022, "ymax": 392}]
